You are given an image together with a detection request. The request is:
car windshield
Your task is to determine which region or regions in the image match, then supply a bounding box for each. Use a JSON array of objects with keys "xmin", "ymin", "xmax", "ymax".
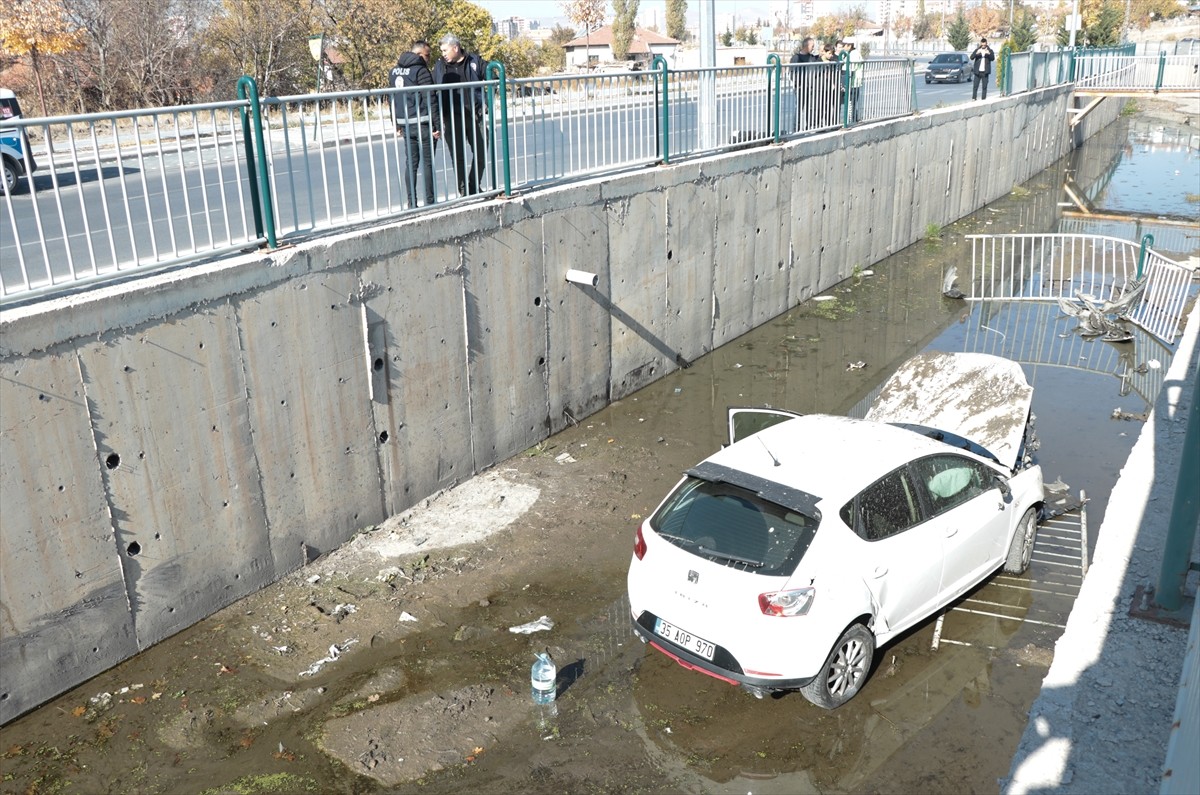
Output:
[
  {"xmin": 932, "ymin": 54, "xmax": 960, "ymax": 64},
  {"xmin": 649, "ymin": 477, "xmax": 818, "ymax": 576}
]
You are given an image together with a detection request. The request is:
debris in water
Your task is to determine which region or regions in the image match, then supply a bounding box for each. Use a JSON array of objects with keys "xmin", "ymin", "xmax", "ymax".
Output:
[
  {"xmin": 846, "ymin": 361, "xmax": 867, "ymax": 371},
  {"xmin": 399, "ymin": 611, "xmax": 418, "ymax": 622},
  {"xmin": 554, "ymin": 452, "xmax": 577, "ymax": 464},
  {"xmin": 942, "ymin": 266, "xmax": 964, "ymax": 299},
  {"xmin": 298, "ymin": 640, "xmax": 358, "ymax": 677},
  {"xmin": 509, "ymin": 616, "xmax": 555, "ymax": 634}
]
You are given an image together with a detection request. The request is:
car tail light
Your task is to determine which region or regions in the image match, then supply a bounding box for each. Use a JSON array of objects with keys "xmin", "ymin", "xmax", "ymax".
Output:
[
  {"xmin": 634, "ymin": 524, "xmax": 647, "ymax": 560},
  {"xmin": 758, "ymin": 588, "xmax": 815, "ymax": 617}
]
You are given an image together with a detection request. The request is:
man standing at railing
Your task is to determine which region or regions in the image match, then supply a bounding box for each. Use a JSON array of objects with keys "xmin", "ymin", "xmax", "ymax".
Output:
[
  {"xmin": 790, "ymin": 37, "xmax": 820, "ymax": 131},
  {"xmin": 434, "ymin": 34, "xmax": 488, "ymax": 197},
  {"xmin": 970, "ymin": 38, "xmax": 995, "ymax": 101},
  {"xmin": 390, "ymin": 41, "xmax": 441, "ymax": 208}
]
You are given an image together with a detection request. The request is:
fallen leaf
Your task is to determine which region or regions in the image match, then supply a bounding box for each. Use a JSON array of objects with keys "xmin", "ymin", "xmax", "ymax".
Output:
[
  {"xmin": 71, "ymin": 705, "xmax": 87, "ymax": 718},
  {"xmin": 367, "ymin": 693, "xmax": 380, "ymax": 703},
  {"xmin": 273, "ymin": 750, "xmax": 296, "ymax": 762},
  {"xmin": 473, "ymin": 746, "xmax": 484, "ymax": 755},
  {"xmin": 238, "ymin": 734, "xmax": 255, "ymax": 749},
  {"xmin": 631, "ymin": 514, "xmax": 642, "ymax": 520},
  {"xmin": 130, "ymin": 696, "xmax": 147, "ymax": 704},
  {"xmin": 3, "ymin": 744, "xmax": 23, "ymax": 758},
  {"xmin": 217, "ymin": 664, "xmax": 239, "ymax": 675}
]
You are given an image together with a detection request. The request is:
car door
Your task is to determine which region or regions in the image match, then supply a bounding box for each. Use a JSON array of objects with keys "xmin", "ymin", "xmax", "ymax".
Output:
[
  {"xmin": 910, "ymin": 454, "xmax": 1011, "ymax": 598},
  {"xmin": 727, "ymin": 407, "xmax": 802, "ymax": 445},
  {"xmin": 841, "ymin": 467, "xmax": 943, "ymax": 636}
]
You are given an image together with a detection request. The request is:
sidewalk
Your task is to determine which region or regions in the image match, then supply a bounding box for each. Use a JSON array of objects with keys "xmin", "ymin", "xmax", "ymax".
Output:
[{"xmin": 1004, "ymin": 300, "xmax": 1200, "ymax": 794}]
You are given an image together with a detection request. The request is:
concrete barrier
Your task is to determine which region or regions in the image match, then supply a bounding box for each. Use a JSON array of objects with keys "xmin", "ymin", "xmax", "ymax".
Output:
[{"xmin": 0, "ymin": 85, "xmax": 1123, "ymax": 725}]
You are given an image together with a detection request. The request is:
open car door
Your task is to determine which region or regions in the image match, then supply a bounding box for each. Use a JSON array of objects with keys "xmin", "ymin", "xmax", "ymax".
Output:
[{"xmin": 727, "ymin": 407, "xmax": 802, "ymax": 446}]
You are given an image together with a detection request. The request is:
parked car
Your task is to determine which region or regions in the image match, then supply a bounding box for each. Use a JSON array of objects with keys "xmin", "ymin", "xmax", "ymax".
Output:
[
  {"xmin": 925, "ymin": 52, "xmax": 971, "ymax": 83},
  {"xmin": 1, "ymin": 88, "xmax": 38, "ymax": 194},
  {"xmin": 627, "ymin": 352, "xmax": 1044, "ymax": 709}
]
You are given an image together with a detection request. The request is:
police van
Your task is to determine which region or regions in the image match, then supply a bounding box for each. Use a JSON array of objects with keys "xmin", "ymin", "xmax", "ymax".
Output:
[{"xmin": 1, "ymin": 88, "xmax": 38, "ymax": 193}]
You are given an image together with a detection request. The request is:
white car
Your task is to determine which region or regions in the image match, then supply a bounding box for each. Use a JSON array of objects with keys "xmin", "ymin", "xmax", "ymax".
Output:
[{"xmin": 627, "ymin": 352, "xmax": 1044, "ymax": 709}]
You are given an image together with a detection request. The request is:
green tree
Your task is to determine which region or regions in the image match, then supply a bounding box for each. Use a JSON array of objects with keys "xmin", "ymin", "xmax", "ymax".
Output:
[
  {"xmin": 493, "ymin": 36, "xmax": 536, "ymax": 76},
  {"xmin": 1009, "ymin": 9, "xmax": 1037, "ymax": 51},
  {"xmin": 720, "ymin": 27, "xmax": 732, "ymax": 46},
  {"xmin": 441, "ymin": 0, "xmax": 503, "ymax": 60},
  {"xmin": 947, "ymin": 6, "xmax": 972, "ymax": 50},
  {"xmin": 1084, "ymin": 1, "xmax": 1123, "ymax": 46},
  {"xmin": 611, "ymin": 0, "xmax": 639, "ymax": 60},
  {"xmin": 665, "ymin": 0, "xmax": 686, "ymax": 41},
  {"xmin": 913, "ymin": 0, "xmax": 933, "ymax": 39},
  {"xmin": 734, "ymin": 25, "xmax": 757, "ymax": 45},
  {"xmin": 1129, "ymin": 0, "xmax": 1186, "ymax": 30}
]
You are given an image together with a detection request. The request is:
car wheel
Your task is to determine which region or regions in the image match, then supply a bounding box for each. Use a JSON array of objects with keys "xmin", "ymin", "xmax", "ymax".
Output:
[
  {"xmin": 800, "ymin": 622, "xmax": 874, "ymax": 709},
  {"xmin": 925, "ymin": 75, "xmax": 931, "ymax": 84},
  {"xmin": 1003, "ymin": 507, "xmax": 1038, "ymax": 574},
  {"xmin": 2, "ymin": 159, "xmax": 16, "ymax": 194}
]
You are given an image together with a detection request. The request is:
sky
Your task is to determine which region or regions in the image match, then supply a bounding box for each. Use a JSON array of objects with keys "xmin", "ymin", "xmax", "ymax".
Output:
[{"xmin": 474, "ymin": 1, "xmax": 881, "ymax": 32}]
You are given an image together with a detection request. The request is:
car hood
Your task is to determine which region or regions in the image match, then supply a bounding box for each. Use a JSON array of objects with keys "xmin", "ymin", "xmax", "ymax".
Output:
[{"xmin": 864, "ymin": 352, "xmax": 1033, "ymax": 472}]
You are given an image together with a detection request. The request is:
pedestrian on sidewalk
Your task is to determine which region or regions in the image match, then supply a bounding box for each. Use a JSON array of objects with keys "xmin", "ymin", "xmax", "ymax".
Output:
[
  {"xmin": 970, "ymin": 38, "xmax": 995, "ymax": 101},
  {"xmin": 433, "ymin": 34, "xmax": 488, "ymax": 197},
  {"xmin": 389, "ymin": 41, "xmax": 440, "ymax": 208}
]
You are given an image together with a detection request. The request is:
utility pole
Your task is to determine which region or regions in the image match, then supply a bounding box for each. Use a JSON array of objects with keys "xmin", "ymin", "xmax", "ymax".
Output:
[{"xmin": 699, "ymin": 0, "xmax": 716, "ymax": 151}]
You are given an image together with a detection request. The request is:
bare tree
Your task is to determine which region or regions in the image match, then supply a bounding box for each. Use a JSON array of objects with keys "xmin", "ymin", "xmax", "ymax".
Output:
[
  {"xmin": 200, "ymin": 0, "xmax": 316, "ymax": 97},
  {"xmin": 561, "ymin": 0, "xmax": 605, "ymax": 69}
]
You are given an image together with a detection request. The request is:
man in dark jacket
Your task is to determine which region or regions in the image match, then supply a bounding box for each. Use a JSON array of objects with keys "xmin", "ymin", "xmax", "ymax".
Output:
[
  {"xmin": 970, "ymin": 38, "xmax": 995, "ymax": 101},
  {"xmin": 790, "ymin": 37, "xmax": 821, "ymax": 131},
  {"xmin": 390, "ymin": 41, "xmax": 440, "ymax": 207},
  {"xmin": 433, "ymin": 33, "xmax": 488, "ymax": 197}
]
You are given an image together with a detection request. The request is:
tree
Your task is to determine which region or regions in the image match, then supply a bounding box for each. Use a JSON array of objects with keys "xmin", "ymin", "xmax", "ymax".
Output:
[
  {"xmin": 1128, "ymin": 0, "xmax": 1186, "ymax": 30},
  {"xmin": 719, "ymin": 27, "xmax": 732, "ymax": 47},
  {"xmin": 913, "ymin": 0, "xmax": 933, "ymax": 40},
  {"xmin": 1009, "ymin": 9, "xmax": 1037, "ymax": 51},
  {"xmin": 893, "ymin": 14, "xmax": 914, "ymax": 40},
  {"xmin": 665, "ymin": 0, "xmax": 686, "ymax": 41},
  {"xmin": 947, "ymin": 6, "xmax": 972, "ymax": 50},
  {"xmin": 966, "ymin": 1, "xmax": 1002, "ymax": 37},
  {"xmin": 611, "ymin": 0, "xmax": 639, "ymax": 60},
  {"xmin": 1083, "ymin": 1, "xmax": 1123, "ymax": 47},
  {"xmin": 440, "ymin": 0, "xmax": 503, "ymax": 61},
  {"xmin": 200, "ymin": 0, "xmax": 317, "ymax": 97},
  {"xmin": 561, "ymin": 0, "xmax": 604, "ymax": 69},
  {"xmin": 733, "ymin": 25, "xmax": 757, "ymax": 45},
  {"xmin": 0, "ymin": 0, "xmax": 84, "ymax": 116},
  {"xmin": 493, "ymin": 36, "xmax": 536, "ymax": 77}
]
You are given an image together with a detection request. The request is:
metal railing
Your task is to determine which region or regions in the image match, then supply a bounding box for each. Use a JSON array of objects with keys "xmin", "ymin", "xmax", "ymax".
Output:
[
  {"xmin": 1, "ymin": 100, "xmax": 263, "ymax": 301},
  {"xmin": 966, "ymin": 233, "xmax": 1196, "ymax": 344},
  {"xmin": 1, "ymin": 58, "xmax": 925, "ymax": 305},
  {"xmin": 1003, "ymin": 50, "xmax": 1073, "ymax": 95},
  {"xmin": 1074, "ymin": 50, "xmax": 1200, "ymax": 92}
]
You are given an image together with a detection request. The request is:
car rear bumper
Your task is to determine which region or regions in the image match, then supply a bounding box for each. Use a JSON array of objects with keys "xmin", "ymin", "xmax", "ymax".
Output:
[{"xmin": 632, "ymin": 610, "xmax": 814, "ymax": 691}]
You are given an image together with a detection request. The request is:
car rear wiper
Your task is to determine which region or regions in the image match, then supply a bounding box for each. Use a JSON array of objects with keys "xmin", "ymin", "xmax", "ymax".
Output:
[
  {"xmin": 698, "ymin": 547, "xmax": 764, "ymax": 568},
  {"xmin": 656, "ymin": 532, "xmax": 701, "ymax": 548}
]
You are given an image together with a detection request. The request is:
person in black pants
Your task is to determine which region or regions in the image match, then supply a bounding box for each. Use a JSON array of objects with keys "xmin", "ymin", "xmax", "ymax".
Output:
[
  {"xmin": 389, "ymin": 41, "xmax": 440, "ymax": 208},
  {"xmin": 790, "ymin": 37, "xmax": 820, "ymax": 132},
  {"xmin": 433, "ymin": 34, "xmax": 488, "ymax": 197},
  {"xmin": 970, "ymin": 38, "xmax": 995, "ymax": 101}
]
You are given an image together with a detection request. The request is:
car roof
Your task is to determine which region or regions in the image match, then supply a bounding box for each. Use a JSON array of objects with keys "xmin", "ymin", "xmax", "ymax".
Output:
[{"xmin": 703, "ymin": 414, "xmax": 973, "ymax": 507}]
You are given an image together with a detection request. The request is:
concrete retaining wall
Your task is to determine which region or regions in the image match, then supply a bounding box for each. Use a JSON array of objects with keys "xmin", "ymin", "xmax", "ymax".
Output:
[{"xmin": 0, "ymin": 86, "xmax": 1123, "ymax": 724}]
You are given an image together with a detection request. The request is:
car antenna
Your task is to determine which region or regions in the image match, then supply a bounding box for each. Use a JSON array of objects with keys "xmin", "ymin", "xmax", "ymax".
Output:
[{"xmin": 758, "ymin": 437, "xmax": 781, "ymax": 466}]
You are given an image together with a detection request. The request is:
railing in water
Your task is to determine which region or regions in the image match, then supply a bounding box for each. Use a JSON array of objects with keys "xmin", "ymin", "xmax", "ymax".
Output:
[{"xmin": 966, "ymin": 233, "xmax": 1196, "ymax": 344}]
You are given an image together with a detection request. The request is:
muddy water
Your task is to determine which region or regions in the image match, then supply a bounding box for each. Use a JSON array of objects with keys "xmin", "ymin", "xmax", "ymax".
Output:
[{"xmin": 1, "ymin": 113, "xmax": 1191, "ymax": 795}]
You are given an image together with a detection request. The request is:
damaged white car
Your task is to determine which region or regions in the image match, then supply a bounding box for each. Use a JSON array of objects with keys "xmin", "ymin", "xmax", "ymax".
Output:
[{"xmin": 627, "ymin": 352, "xmax": 1044, "ymax": 708}]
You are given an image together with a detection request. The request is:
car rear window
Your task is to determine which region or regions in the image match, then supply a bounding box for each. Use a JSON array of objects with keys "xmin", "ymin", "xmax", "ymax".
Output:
[{"xmin": 649, "ymin": 477, "xmax": 818, "ymax": 576}]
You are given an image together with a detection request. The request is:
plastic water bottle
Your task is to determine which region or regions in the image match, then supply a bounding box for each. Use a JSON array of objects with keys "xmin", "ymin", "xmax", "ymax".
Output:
[{"xmin": 531, "ymin": 652, "xmax": 556, "ymax": 704}]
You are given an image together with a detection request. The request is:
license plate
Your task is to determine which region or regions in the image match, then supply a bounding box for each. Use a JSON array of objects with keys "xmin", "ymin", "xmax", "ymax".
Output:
[{"xmin": 654, "ymin": 618, "xmax": 716, "ymax": 661}]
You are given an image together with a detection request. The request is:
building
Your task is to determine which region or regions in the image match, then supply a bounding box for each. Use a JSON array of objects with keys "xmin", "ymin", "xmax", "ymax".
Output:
[{"xmin": 562, "ymin": 26, "xmax": 681, "ymax": 69}]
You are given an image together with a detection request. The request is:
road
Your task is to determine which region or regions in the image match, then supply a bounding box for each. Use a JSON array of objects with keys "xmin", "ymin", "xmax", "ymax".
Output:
[{"xmin": 1, "ymin": 71, "xmax": 978, "ymax": 301}]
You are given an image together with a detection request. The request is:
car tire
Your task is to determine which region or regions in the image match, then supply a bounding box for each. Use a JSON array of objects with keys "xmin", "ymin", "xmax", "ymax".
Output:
[
  {"xmin": 800, "ymin": 622, "xmax": 874, "ymax": 709},
  {"xmin": 925, "ymin": 75, "xmax": 931, "ymax": 84},
  {"xmin": 2, "ymin": 159, "xmax": 16, "ymax": 194},
  {"xmin": 1003, "ymin": 507, "xmax": 1038, "ymax": 575}
]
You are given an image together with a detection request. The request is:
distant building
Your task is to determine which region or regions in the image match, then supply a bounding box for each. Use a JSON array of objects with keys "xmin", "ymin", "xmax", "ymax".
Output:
[
  {"xmin": 562, "ymin": 26, "xmax": 681, "ymax": 68},
  {"xmin": 496, "ymin": 16, "xmax": 539, "ymax": 40}
]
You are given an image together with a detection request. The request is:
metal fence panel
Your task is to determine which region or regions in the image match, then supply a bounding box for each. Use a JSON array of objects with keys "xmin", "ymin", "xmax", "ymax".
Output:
[
  {"xmin": 855, "ymin": 58, "xmax": 916, "ymax": 124},
  {"xmin": 781, "ymin": 61, "xmax": 845, "ymax": 137},
  {"xmin": 1, "ymin": 102, "xmax": 262, "ymax": 304},
  {"xmin": 667, "ymin": 66, "xmax": 776, "ymax": 157}
]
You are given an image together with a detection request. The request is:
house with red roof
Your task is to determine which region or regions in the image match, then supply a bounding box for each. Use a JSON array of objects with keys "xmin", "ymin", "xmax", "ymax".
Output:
[{"xmin": 563, "ymin": 26, "xmax": 681, "ymax": 69}]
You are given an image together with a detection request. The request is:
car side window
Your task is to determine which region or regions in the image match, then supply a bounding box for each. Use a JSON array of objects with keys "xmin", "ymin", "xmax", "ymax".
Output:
[
  {"xmin": 840, "ymin": 468, "xmax": 922, "ymax": 542},
  {"xmin": 911, "ymin": 455, "xmax": 994, "ymax": 517}
]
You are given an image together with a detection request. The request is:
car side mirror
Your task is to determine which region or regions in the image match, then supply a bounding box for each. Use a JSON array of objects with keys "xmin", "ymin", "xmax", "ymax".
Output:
[{"xmin": 994, "ymin": 474, "xmax": 1012, "ymax": 502}]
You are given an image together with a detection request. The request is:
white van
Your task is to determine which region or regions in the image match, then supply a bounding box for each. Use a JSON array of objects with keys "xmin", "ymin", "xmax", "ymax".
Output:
[{"xmin": 1, "ymin": 88, "xmax": 39, "ymax": 193}]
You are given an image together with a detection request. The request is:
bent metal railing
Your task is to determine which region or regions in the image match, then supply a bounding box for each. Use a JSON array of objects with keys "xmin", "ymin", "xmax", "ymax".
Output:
[{"xmin": 966, "ymin": 233, "xmax": 1197, "ymax": 344}]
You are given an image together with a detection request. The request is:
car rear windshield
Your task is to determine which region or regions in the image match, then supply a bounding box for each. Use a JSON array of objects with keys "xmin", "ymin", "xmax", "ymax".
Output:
[
  {"xmin": 649, "ymin": 477, "xmax": 818, "ymax": 576},
  {"xmin": 932, "ymin": 54, "xmax": 961, "ymax": 63}
]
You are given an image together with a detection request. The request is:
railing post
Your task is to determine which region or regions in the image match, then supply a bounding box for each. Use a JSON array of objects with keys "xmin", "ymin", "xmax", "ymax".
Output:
[
  {"xmin": 1155, "ymin": 50, "xmax": 1167, "ymax": 93},
  {"xmin": 840, "ymin": 51, "xmax": 851, "ymax": 128},
  {"xmin": 486, "ymin": 61, "xmax": 511, "ymax": 197},
  {"xmin": 1137, "ymin": 233, "xmax": 1154, "ymax": 279},
  {"xmin": 910, "ymin": 59, "xmax": 918, "ymax": 113},
  {"xmin": 1153, "ymin": 367, "xmax": 1200, "ymax": 612},
  {"xmin": 652, "ymin": 54, "xmax": 670, "ymax": 164},
  {"xmin": 767, "ymin": 54, "xmax": 781, "ymax": 143},
  {"xmin": 236, "ymin": 76, "xmax": 277, "ymax": 249}
]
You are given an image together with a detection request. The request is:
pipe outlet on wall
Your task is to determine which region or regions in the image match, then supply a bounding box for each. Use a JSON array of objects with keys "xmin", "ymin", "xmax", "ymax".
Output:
[{"xmin": 565, "ymin": 269, "xmax": 598, "ymax": 287}]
